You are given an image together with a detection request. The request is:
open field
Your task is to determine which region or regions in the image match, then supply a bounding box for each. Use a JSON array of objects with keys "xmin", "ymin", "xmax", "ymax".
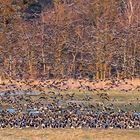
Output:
[
  {"xmin": 0, "ymin": 128, "xmax": 140, "ymax": 140},
  {"xmin": 31, "ymin": 89, "xmax": 140, "ymax": 111},
  {"xmin": 1, "ymin": 89, "xmax": 140, "ymax": 112},
  {"xmin": 0, "ymin": 79, "xmax": 140, "ymax": 140},
  {"xmin": 1, "ymin": 90, "xmax": 140, "ymax": 140}
]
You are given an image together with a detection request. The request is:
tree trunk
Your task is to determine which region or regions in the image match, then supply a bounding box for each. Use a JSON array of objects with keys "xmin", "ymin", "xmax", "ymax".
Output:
[
  {"xmin": 72, "ymin": 53, "xmax": 76, "ymax": 79},
  {"xmin": 103, "ymin": 63, "xmax": 106, "ymax": 80},
  {"xmin": 28, "ymin": 51, "xmax": 33, "ymax": 79},
  {"xmin": 42, "ymin": 47, "xmax": 46, "ymax": 75},
  {"xmin": 9, "ymin": 55, "xmax": 12, "ymax": 78},
  {"xmin": 96, "ymin": 63, "xmax": 99, "ymax": 80}
]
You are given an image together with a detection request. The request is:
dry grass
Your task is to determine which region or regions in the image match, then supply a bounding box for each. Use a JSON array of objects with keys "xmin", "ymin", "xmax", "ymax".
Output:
[{"xmin": 0, "ymin": 128, "xmax": 140, "ymax": 140}]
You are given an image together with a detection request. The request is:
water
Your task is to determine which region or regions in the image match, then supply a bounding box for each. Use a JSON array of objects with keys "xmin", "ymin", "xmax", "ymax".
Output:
[
  {"xmin": 6, "ymin": 108, "xmax": 16, "ymax": 113},
  {"xmin": 26, "ymin": 108, "xmax": 40, "ymax": 114},
  {"xmin": 0, "ymin": 108, "xmax": 40, "ymax": 114},
  {"xmin": 133, "ymin": 112, "xmax": 140, "ymax": 116}
]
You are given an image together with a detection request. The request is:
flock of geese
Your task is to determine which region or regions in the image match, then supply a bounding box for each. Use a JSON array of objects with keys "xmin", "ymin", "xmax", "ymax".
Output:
[{"xmin": 0, "ymin": 78, "xmax": 140, "ymax": 129}]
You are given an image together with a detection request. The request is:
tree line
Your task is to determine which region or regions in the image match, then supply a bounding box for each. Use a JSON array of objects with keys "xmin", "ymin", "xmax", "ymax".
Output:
[{"xmin": 0, "ymin": 0, "xmax": 139, "ymax": 80}]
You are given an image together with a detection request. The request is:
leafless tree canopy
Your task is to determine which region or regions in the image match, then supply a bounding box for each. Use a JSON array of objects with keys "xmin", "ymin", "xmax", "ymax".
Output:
[{"xmin": 0, "ymin": 0, "xmax": 140, "ymax": 80}]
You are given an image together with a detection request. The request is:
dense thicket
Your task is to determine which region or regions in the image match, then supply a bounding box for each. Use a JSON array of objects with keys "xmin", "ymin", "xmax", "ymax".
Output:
[{"xmin": 0, "ymin": 0, "xmax": 139, "ymax": 80}]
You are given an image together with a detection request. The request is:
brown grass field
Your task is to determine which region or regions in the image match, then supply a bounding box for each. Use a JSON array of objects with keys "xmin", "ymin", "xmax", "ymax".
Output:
[{"xmin": 0, "ymin": 128, "xmax": 140, "ymax": 140}]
